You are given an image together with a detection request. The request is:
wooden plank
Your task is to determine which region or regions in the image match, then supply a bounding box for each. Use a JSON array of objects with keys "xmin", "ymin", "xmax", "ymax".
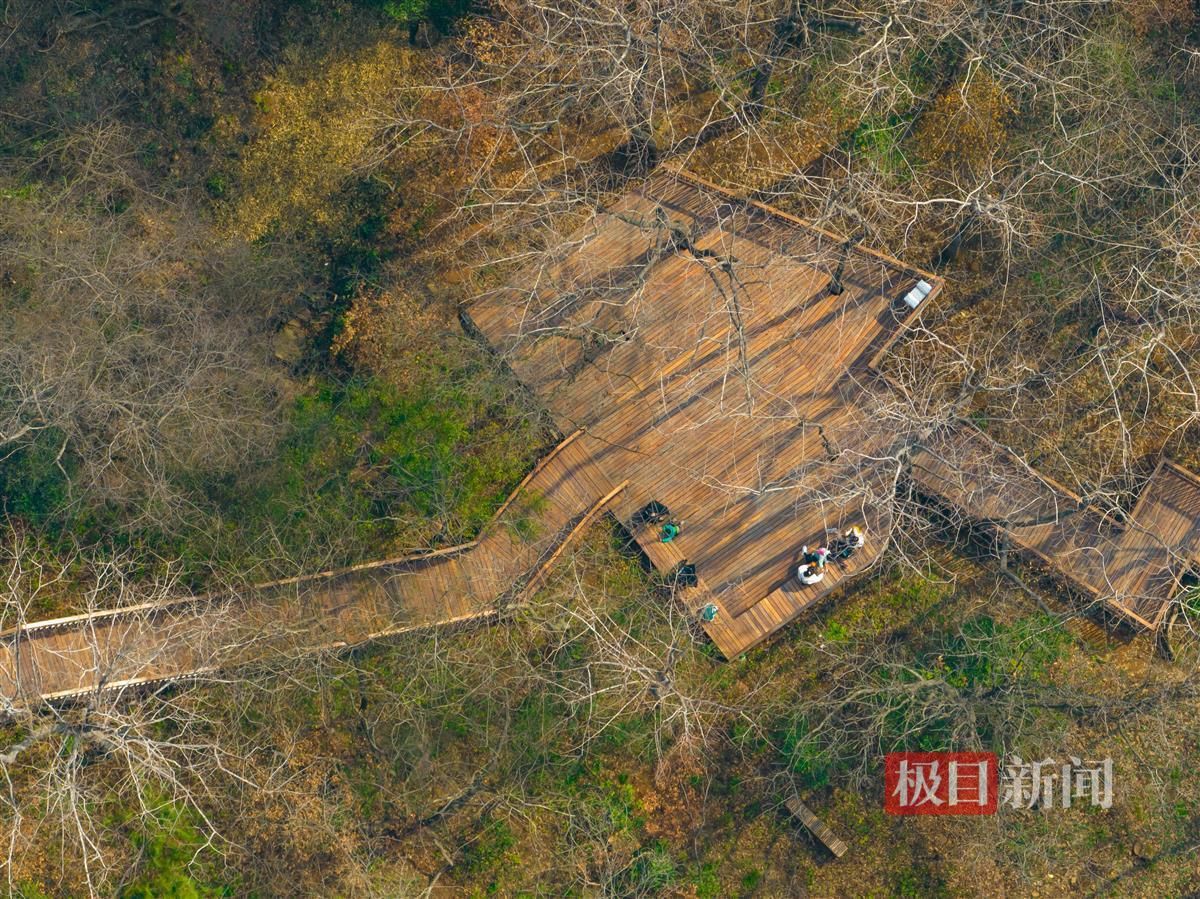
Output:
[{"xmin": 785, "ymin": 795, "xmax": 848, "ymax": 858}]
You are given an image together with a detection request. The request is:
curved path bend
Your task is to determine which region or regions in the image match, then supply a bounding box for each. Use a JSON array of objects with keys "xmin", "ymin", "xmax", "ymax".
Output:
[{"xmin": 1, "ymin": 430, "xmax": 626, "ymax": 707}]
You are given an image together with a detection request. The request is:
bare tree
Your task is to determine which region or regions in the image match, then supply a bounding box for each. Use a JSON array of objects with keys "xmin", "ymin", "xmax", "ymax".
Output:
[
  {"xmin": 0, "ymin": 121, "xmax": 290, "ymax": 528},
  {"xmin": 0, "ymin": 529, "xmax": 274, "ymax": 896}
]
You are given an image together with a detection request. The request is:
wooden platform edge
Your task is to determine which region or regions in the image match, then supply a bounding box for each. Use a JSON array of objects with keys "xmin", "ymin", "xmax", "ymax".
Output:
[
  {"xmin": 510, "ymin": 479, "xmax": 629, "ymax": 606},
  {"xmin": 662, "ymin": 167, "xmax": 941, "ymax": 285},
  {"xmin": 703, "ymin": 539, "xmax": 888, "ymax": 659}
]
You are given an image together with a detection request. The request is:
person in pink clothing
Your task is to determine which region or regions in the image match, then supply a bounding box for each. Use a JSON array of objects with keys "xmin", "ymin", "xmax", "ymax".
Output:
[{"xmin": 801, "ymin": 544, "xmax": 829, "ymax": 569}]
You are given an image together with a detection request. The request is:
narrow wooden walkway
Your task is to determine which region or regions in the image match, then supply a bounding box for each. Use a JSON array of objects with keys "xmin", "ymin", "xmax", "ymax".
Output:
[
  {"xmin": 0, "ymin": 431, "xmax": 625, "ymax": 706},
  {"xmin": 910, "ymin": 421, "xmax": 1200, "ymax": 628}
]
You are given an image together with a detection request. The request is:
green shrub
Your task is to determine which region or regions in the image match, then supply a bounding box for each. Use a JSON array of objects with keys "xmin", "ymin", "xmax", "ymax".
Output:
[
  {"xmin": 628, "ymin": 845, "xmax": 677, "ymax": 894},
  {"xmin": 119, "ymin": 801, "xmax": 224, "ymax": 899},
  {"xmin": 0, "ymin": 428, "xmax": 73, "ymax": 521},
  {"xmin": 778, "ymin": 714, "xmax": 835, "ymax": 789}
]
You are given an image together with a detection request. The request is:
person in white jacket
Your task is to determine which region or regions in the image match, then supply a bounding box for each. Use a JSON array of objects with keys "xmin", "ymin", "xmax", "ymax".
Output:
[{"xmin": 798, "ymin": 563, "xmax": 825, "ymax": 585}]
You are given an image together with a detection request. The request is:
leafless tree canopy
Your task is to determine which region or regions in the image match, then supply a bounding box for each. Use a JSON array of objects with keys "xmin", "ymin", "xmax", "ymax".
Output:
[
  {"xmin": 2, "ymin": 0, "xmax": 1200, "ymax": 894},
  {"xmin": 0, "ymin": 122, "xmax": 290, "ymax": 525}
]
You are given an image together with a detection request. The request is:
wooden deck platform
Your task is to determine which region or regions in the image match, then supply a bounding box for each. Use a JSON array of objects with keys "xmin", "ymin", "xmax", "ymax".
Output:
[
  {"xmin": 471, "ymin": 167, "xmax": 1200, "ymax": 653},
  {"xmin": 469, "ymin": 168, "xmax": 943, "ymax": 657},
  {"xmin": 0, "ymin": 431, "xmax": 625, "ymax": 705}
]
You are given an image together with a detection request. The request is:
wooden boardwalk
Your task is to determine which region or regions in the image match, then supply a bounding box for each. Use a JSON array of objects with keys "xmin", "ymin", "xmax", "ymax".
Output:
[
  {"xmin": 0, "ymin": 431, "xmax": 626, "ymax": 705},
  {"xmin": 6, "ymin": 167, "xmax": 1200, "ymax": 704},
  {"xmin": 471, "ymin": 168, "xmax": 1200, "ymax": 653},
  {"xmin": 910, "ymin": 422, "xmax": 1200, "ymax": 628},
  {"xmin": 470, "ymin": 167, "xmax": 944, "ymax": 656}
]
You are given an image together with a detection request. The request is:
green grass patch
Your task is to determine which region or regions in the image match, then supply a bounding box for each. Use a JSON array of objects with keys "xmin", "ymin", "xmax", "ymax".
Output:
[
  {"xmin": 1, "ymin": 362, "xmax": 543, "ymax": 593},
  {"xmin": 625, "ymin": 844, "xmax": 677, "ymax": 894},
  {"xmin": 778, "ymin": 714, "xmax": 837, "ymax": 790},
  {"xmin": 888, "ymin": 861, "xmax": 950, "ymax": 899},
  {"xmin": 939, "ymin": 614, "xmax": 1069, "ymax": 691},
  {"xmin": 505, "ymin": 489, "xmax": 548, "ymax": 542},
  {"xmin": 118, "ymin": 799, "xmax": 230, "ymax": 899},
  {"xmin": 847, "ymin": 115, "xmax": 912, "ymax": 179},
  {"xmin": 0, "ymin": 427, "xmax": 74, "ymax": 522}
]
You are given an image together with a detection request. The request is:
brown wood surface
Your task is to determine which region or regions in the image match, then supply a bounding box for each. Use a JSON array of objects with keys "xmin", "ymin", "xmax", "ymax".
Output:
[
  {"xmin": 7, "ymin": 168, "xmax": 1200, "ymax": 705},
  {"xmin": 474, "ymin": 168, "xmax": 1200, "ymax": 654},
  {"xmin": 472, "ymin": 168, "xmax": 942, "ymax": 657},
  {"xmin": 0, "ymin": 431, "xmax": 623, "ymax": 705},
  {"xmin": 785, "ymin": 794, "xmax": 849, "ymax": 858},
  {"xmin": 909, "ymin": 423, "xmax": 1200, "ymax": 628}
]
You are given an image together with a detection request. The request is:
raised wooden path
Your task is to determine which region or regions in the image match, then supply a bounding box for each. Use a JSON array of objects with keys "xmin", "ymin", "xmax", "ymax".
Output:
[
  {"xmin": 0, "ymin": 430, "xmax": 626, "ymax": 705},
  {"xmin": 909, "ymin": 421, "xmax": 1200, "ymax": 629},
  {"xmin": 6, "ymin": 168, "xmax": 1200, "ymax": 706}
]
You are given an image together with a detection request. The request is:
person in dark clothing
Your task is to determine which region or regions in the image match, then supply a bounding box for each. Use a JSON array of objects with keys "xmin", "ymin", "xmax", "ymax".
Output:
[
  {"xmin": 632, "ymin": 501, "xmax": 670, "ymax": 529},
  {"xmin": 675, "ymin": 561, "xmax": 698, "ymax": 588},
  {"xmin": 829, "ymin": 526, "xmax": 865, "ymax": 562}
]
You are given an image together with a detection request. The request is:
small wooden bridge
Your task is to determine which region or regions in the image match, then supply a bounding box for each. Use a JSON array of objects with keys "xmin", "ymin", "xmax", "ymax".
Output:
[{"xmin": 0, "ymin": 430, "xmax": 626, "ymax": 706}]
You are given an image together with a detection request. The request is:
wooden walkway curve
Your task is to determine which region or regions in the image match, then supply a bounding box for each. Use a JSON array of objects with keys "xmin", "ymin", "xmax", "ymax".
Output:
[
  {"xmin": 6, "ymin": 168, "xmax": 1200, "ymax": 707},
  {"xmin": 0, "ymin": 430, "xmax": 626, "ymax": 707},
  {"xmin": 909, "ymin": 421, "xmax": 1200, "ymax": 628}
]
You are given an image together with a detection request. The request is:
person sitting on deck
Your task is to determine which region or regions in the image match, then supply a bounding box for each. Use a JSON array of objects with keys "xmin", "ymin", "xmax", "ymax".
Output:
[
  {"xmin": 660, "ymin": 520, "xmax": 682, "ymax": 543},
  {"xmin": 632, "ymin": 500, "xmax": 670, "ymax": 530},
  {"xmin": 801, "ymin": 544, "xmax": 829, "ymax": 569},
  {"xmin": 674, "ymin": 561, "xmax": 698, "ymax": 589},
  {"xmin": 798, "ymin": 563, "xmax": 825, "ymax": 586},
  {"xmin": 829, "ymin": 526, "xmax": 865, "ymax": 562}
]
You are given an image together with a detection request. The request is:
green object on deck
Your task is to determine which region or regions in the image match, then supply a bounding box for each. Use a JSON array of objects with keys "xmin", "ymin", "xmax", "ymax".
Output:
[
  {"xmin": 661, "ymin": 522, "xmax": 680, "ymax": 542},
  {"xmin": 701, "ymin": 603, "xmax": 718, "ymax": 622}
]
